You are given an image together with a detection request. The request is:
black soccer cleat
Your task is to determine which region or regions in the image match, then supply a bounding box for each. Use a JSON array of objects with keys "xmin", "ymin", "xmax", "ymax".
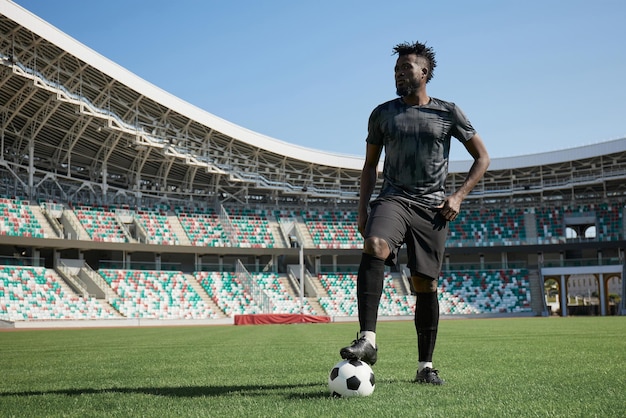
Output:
[
  {"xmin": 339, "ymin": 335, "xmax": 378, "ymax": 366},
  {"xmin": 414, "ymin": 367, "xmax": 445, "ymax": 385}
]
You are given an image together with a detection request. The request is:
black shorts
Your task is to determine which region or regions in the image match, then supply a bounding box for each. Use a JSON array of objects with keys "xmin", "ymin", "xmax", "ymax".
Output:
[{"xmin": 364, "ymin": 197, "xmax": 448, "ymax": 280}]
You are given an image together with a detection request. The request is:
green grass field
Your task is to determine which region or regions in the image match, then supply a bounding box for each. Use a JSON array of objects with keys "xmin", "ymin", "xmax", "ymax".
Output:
[{"xmin": 1, "ymin": 317, "xmax": 625, "ymax": 417}]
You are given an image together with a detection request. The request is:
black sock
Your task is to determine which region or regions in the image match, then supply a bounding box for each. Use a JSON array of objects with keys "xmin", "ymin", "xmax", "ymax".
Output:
[
  {"xmin": 356, "ymin": 253, "xmax": 385, "ymax": 333},
  {"xmin": 414, "ymin": 291, "xmax": 439, "ymax": 362}
]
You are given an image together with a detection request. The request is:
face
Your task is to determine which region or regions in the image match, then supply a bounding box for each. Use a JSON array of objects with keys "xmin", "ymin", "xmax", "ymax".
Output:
[{"xmin": 395, "ymin": 54, "xmax": 427, "ymax": 97}]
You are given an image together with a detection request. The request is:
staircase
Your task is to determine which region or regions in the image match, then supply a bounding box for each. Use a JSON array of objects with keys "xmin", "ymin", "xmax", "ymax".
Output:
[
  {"xmin": 185, "ymin": 274, "xmax": 225, "ymax": 318},
  {"xmin": 278, "ymin": 275, "xmax": 326, "ymax": 316},
  {"xmin": 268, "ymin": 220, "xmax": 288, "ymax": 247},
  {"xmin": 56, "ymin": 264, "xmax": 89, "ymax": 296},
  {"xmin": 167, "ymin": 215, "xmax": 191, "ymax": 246},
  {"xmin": 49, "ymin": 269, "xmax": 82, "ymax": 297},
  {"xmin": 294, "ymin": 217, "xmax": 314, "ymax": 247},
  {"xmin": 29, "ymin": 203, "xmax": 61, "ymax": 239},
  {"xmin": 51, "ymin": 269, "xmax": 124, "ymax": 318},
  {"xmin": 527, "ymin": 268, "xmax": 547, "ymax": 316},
  {"xmin": 308, "ymin": 272, "xmax": 328, "ymax": 298},
  {"xmin": 61, "ymin": 208, "xmax": 88, "ymax": 240},
  {"xmin": 524, "ymin": 212, "xmax": 538, "ymax": 244},
  {"xmin": 391, "ymin": 272, "xmax": 410, "ymax": 296},
  {"xmin": 306, "ymin": 297, "xmax": 326, "ymax": 316}
]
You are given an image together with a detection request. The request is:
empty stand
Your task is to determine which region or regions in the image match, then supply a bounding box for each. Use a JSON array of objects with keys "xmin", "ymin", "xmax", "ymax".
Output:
[
  {"xmin": 317, "ymin": 273, "xmax": 413, "ymax": 316},
  {"xmin": 177, "ymin": 208, "xmax": 229, "ymax": 247},
  {"xmin": 439, "ymin": 269, "xmax": 531, "ymax": 314},
  {"xmin": 0, "ymin": 198, "xmax": 46, "ymax": 238},
  {"xmin": 22, "ymin": 201, "xmax": 623, "ymax": 248},
  {"xmin": 597, "ymin": 202, "xmax": 623, "ymax": 241},
  {"xmin": 134, "ymin": 210, "xmax": 180, "ymax": 245},
  {"xmin": 224, "ymin": 208, "xmax": 276, "ymax": 248},
  {"xmin": 535, "ymin": 206, "xmax": 565, "ymax": 244},
  {"xmin": 316, "ymin": 269, "xmax": 532, "ymax": 316},
  {"xmin": 194, "ymin": 271, "xmax": 314, "ymax": 316},
  {"xmin": 99, "ymin": 269, "xmax": 217, "ymax": 319},
  {"xmin": 0, "ymin": 265, "xmax": 116, "ymax": 321},
  {"xmin": 195, "ymin": 271, "xmax": 261, "ymax": 316},
  {"xmin": 301, "ymin": 209, "xmax": 362, "ymax": 249},
  {"xmin": 449, "ymin": 207, "xmax": 527, "ymax": 247},
  {"xmin": 253, "ymin": 272, "xmax": 316, "ymax": 314},
  {"xmin": 74, "ymin": 207, "xmax": 128, "ymax": 243}
]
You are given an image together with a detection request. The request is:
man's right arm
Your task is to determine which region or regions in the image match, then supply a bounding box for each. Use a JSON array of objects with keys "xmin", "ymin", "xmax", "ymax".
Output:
[{"xmin": 358, "ymin": 143, "xmax": 383, "ymax": 235}]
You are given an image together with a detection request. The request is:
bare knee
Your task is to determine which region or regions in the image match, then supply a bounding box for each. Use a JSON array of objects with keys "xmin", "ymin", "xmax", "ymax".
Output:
[
  {"xmin": 411, "ymin": 274, "xmax": 438, "ymax": 293},
  {"xmin": 363, "ymin": 236, "xmax": 390, "ymax": 260}
]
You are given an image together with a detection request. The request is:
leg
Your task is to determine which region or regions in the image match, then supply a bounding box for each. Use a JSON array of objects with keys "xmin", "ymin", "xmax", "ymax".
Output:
[
  {"xmin": 412, "ymin": 275, "xmax": 439, "ymax": 365},
  {"xmin": 412, "ymin": 275, "xmax": 444, "ymax": 385},
  {"xmin": 403, "ymin": 206, "xmax": 447, "ymax": 384},
  {"xmin": 340, "ymin": 199, "xmax": 407, "ymax": 365},
  {"xmin": 339, "ymin": 237, "xmax": 389, "ymax": 365},
  {"xmin": 357, "ymin": 236, "xmax": 391, "ymax": 333}
]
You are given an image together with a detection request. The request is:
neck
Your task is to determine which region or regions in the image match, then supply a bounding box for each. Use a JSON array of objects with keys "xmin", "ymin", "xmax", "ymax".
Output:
[{"xmin": 402, "ymin": 91, "xmax": 430, "ymax": 106}]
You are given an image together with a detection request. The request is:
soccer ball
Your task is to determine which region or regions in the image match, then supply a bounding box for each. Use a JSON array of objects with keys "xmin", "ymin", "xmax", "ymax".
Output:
[{"xmin": 328, "ymin": 359, "xmax": 375, "ymax": 397}]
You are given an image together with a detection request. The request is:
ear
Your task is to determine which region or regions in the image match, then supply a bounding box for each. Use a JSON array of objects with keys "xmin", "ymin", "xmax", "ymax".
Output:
[{"xmin": 421, "ymin": 66, "xmax": 429, "ymax": 79}]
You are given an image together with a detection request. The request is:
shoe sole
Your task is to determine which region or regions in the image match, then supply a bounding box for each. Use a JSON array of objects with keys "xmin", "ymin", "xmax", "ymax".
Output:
[
  {"xmin": 414, "ymin": 378, "xmax": 445, "ymax": 385},
  {"xmin": 339, "ymin": 349, "xmax": 376, "ymax": 366}
]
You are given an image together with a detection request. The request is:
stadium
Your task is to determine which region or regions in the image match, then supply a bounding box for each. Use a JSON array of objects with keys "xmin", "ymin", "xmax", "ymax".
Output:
[{"xmin": 0, "ymin": 1, "xmax": 625, "ymax": 330}]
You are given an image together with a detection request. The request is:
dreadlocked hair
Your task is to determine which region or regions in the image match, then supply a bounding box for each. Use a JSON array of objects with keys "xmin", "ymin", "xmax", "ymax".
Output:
[{"xmin": 393, "ymin": 41, "xmax": 437, "ymax": 83}]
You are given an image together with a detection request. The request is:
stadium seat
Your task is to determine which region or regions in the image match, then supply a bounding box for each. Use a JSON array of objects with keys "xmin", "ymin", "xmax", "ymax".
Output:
[
  {"xmin": 176, "ymin": 208, "xmax": 229, "ymax": 247},
  {"xmin": 302, "ymin": 209, "xmax": 362, "ymax": 249},
  {"xmin": 74, "ymin": 206, "xmax": 128, "ymax": 243},
  {"xmin": 0, "ymin": 265, "xmax": 117, "ymax": 321},
  {"xmin": 0, "ymin": 198, "xmax": 46, "ymax": 239},
  {"xmin": 316, "ymin": 268, "xmax": 532, "ymax": 316},
  {"xmin": 134, "ymin": 210, "xmax": 180, "ymax": 245},
  {"xmin": 194, "ymin": 271, "xmax": 314, "ymax": 317},
  {"xmin": 99, "ymin": 269, "xmax": 217, "ymax": 319},
  {"xmin": 317, "ymin": 273, "xmax": 413, "ymax": 316},
  {"xmin": 224, "ymin": 208, "xmax": 276, "ymax": 248}
]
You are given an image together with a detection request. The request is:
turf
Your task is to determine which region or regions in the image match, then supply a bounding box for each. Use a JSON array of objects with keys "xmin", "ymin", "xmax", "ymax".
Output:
[{"xmin": 0, "ymin": 317, "xmax": 625, "ymax": 417}]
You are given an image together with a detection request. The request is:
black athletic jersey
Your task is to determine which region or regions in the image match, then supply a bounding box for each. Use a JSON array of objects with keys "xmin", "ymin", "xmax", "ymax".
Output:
[{"xmin": 366, "ymin": 97, "xmax": 476, "ymax": 207}]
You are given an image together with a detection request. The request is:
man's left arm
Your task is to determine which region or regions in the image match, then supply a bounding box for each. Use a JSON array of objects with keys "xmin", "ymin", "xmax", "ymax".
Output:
[{"xmin": 439, "ymin": 134, "xmax": 490, "ymax": 221}]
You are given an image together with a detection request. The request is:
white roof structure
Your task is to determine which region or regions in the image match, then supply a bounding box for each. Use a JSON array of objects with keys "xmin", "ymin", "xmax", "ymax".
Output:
[
  {"xmin": 0, "ymin": 1, "xmax": 363, "ymax": 170},
  {"xmin": 1, "ymin": 1, "xmax": 625, "ymax": 207}
]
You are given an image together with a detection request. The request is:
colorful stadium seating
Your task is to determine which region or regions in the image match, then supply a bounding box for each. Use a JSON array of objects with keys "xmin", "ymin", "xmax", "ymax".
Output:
[
  {"xmin": 317, "ymin": 269, "xmax": 532, "ymax": 316},
  {"xmin": 37, "ymin": 202, "xmax": 623, "ymax": 249},
  {"xmin": 99, "ymin": 269, "xmax": 217, "ymax": 319},
  {"xmin": 0, "ymin": 266, "xmax": 116, "ymax": 321},
  {"xmin": 177, "ymin": 209, "xmax": 229, "ymax": 247},
  {"xmin": 318, "ymin": 273, "xmax": 414, "ymax": 316},
  {"xmin": 253, "ymin": 272, "xmax": 316, "ymax": 315},
  {"xmin": 318, "ymin": 273, "xmax": 358, "ymax": 316},
  {"xmin": 194, "ymin": 271, "xmax": 314, "ymax": 316},
  {"xmin": 0, "ymin": 198, "xmax": 46, "ymax": 238},
  {"xmin": 301, "ymin": 209, "xmax": 362, "ymax": 249},
  {"xmin": 439, "ymin": 269, "xmax": 531, "ymax": 314},
  {"xmin": 597, "ymin": 202, "xmax": 623, "ymax": 241},
  {"xmin": 225, "ymin": 208, "xmax": 276, "ymax": 248},
  {"xmin": 74, "ymin": 207, "xmax": 128, "ymax": 243},
  {"xmin": 134, "ymin": 210, "xmax": 180, "ymax": 245},
  {"xmin": 449, "ymin": 207, "xmax": 527, "ymax": 247},
  {"xmin": 4, "ymin": 200, "xmax": 622, "ymax": 322},
  {"xmin": 195, "ymin": 271, "xmax": 260, "ymax": 316}
]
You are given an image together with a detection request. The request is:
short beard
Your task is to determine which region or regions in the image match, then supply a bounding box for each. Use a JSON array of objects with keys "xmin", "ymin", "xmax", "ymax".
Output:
[{"xmin": 396, "ymin": 80, "xmax": 420, "ymax": 98}]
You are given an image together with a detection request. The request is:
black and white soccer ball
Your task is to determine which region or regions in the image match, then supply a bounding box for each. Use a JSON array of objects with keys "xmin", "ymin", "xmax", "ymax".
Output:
[{"xmin": 328, "ymin": 359, "xmax": 375, "ymax": 397}]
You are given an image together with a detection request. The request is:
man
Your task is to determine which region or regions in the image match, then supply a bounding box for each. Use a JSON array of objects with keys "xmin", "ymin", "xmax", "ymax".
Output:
[{"xmin": 339, "ymin": 41, "xmax": 490, "ymax": 385}]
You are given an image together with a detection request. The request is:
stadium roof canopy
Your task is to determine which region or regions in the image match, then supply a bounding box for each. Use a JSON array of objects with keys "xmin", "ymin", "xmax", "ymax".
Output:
[{"xmin": 1, "ymin": 1, "xmax": 625, "ymax": 208}]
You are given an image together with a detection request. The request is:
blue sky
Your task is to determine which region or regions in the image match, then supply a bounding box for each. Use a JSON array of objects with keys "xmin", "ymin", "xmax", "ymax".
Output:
[{"xmin": 12, "ymin": 0, "xmax": 626, "ymax": 161}]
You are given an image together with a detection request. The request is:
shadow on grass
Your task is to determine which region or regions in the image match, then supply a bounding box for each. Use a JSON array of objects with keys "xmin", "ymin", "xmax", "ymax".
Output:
[
  {"xmin": 0, "ymin": 382, "xmax": 330, "ymax": 399},
  {"xmin": 1, "ymin": 378, "xmax": 411, "ymax": 400}
]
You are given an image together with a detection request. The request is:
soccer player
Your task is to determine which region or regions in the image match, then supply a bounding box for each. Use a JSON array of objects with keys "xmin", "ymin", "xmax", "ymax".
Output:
[{"xmin": 339, "ymin": 41, "xmax": 490, "ymax": 384}]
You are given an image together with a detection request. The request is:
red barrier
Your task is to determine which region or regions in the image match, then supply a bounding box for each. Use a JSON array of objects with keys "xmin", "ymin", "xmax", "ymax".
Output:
[{"xmin": 234, "ymin": 314, "xmax": 331, "ymax": 325}]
